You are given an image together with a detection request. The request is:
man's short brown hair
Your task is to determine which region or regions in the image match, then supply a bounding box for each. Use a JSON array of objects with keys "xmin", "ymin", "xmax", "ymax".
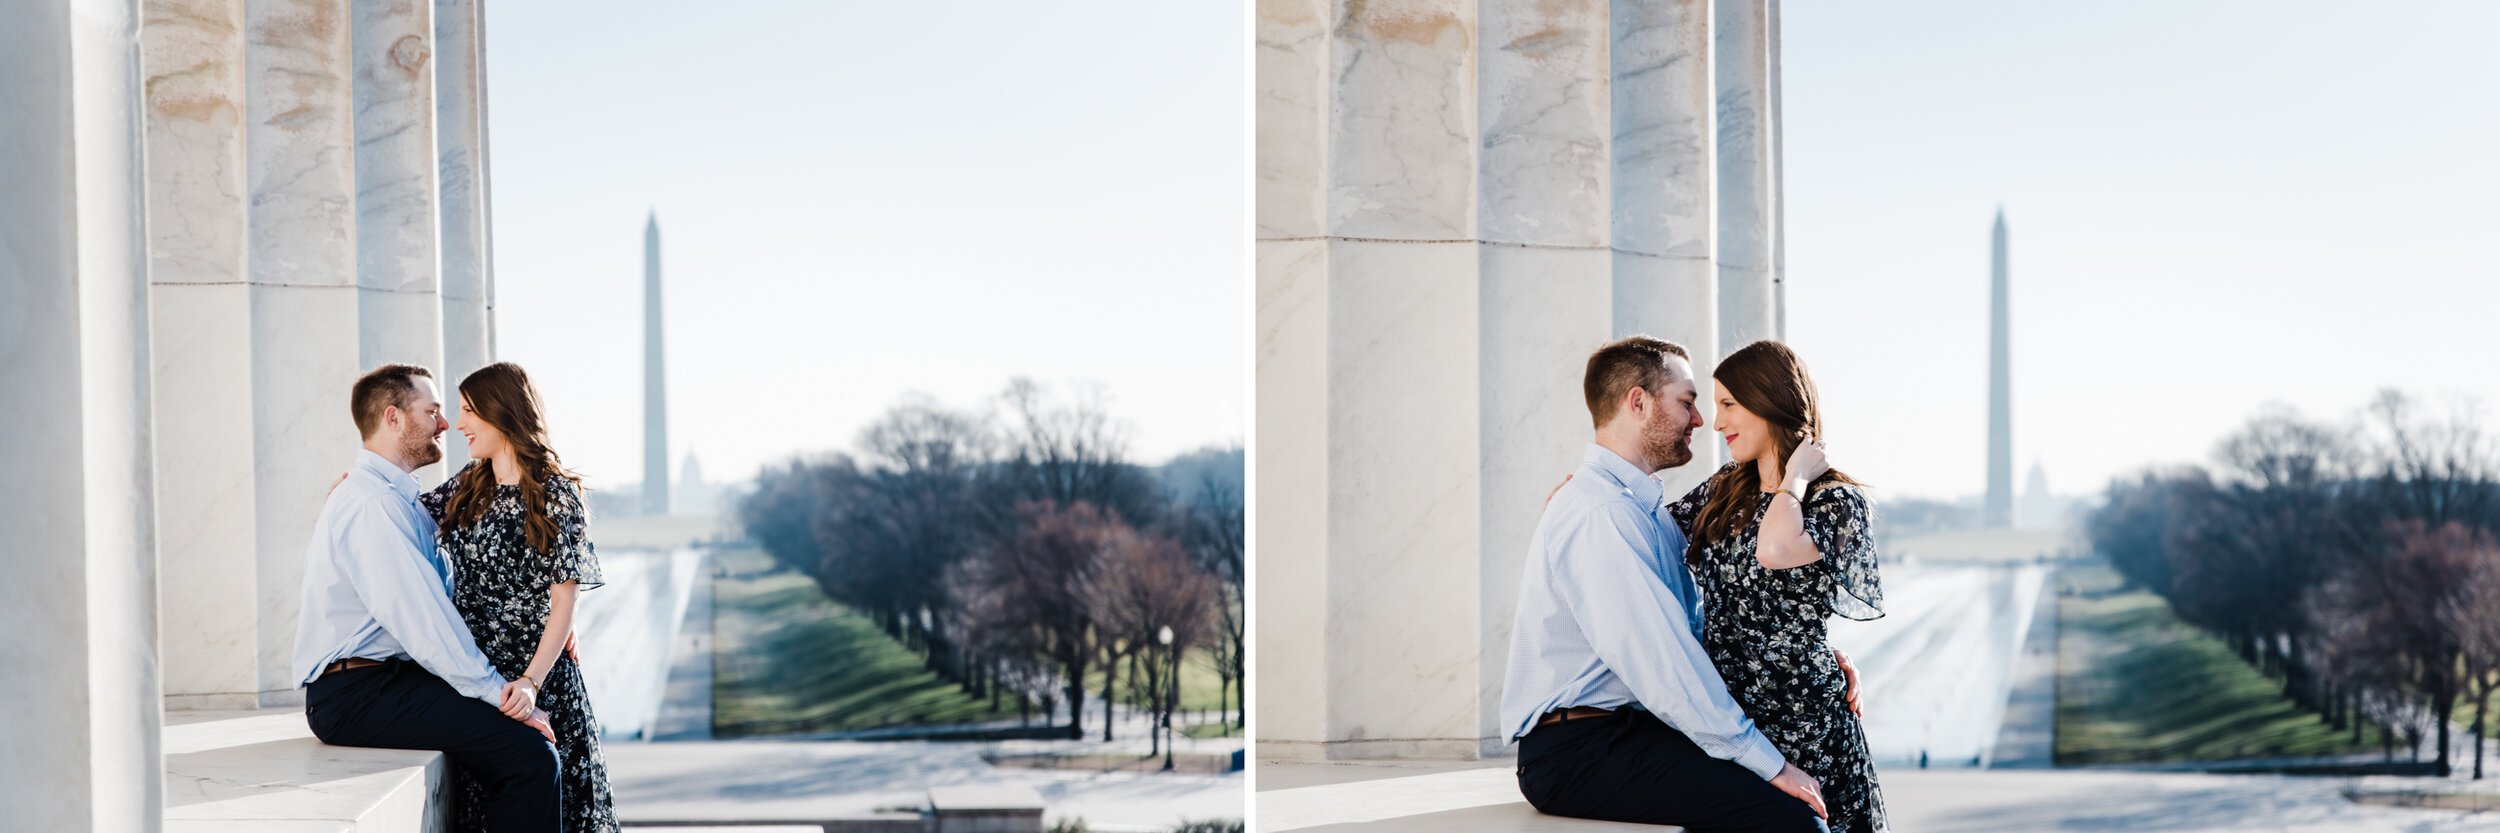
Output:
[
  {"xmin": 351, "ymin": 364, "xmax": 434, "ymax": 439},
  {"xmin": 1584, "ymin": 336, "xmax": 1690, "ymax": 428}
]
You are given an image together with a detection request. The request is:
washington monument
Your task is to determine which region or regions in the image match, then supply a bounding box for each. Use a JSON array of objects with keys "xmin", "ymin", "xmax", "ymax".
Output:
[
  {"xmin": 644, "ymin": 212, "xmax": 670, "ymax": 515},
  {"xmin": 1985, "ymin": 208, "xmax": 2013, "ymax": 528}
]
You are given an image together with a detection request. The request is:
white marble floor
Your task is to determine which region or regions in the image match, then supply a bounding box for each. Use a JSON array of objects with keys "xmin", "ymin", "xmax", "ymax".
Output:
[{"xmin": 1255, "ymin": 760, "xmax": 2500, "ymax": 833}]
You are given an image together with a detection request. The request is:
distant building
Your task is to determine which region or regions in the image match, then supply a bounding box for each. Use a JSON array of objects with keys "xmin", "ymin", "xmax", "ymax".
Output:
[
  {"xmin": 2018, "ymin": 460, "xmax": 2073, "ymax": 530},
  {"xmin": 643, "ymin": 213, "xmax": 671, "ymax": 515},
  {"xmin": 1985, "ymin": 209, "xmax": 2015, "ymax": 528}
]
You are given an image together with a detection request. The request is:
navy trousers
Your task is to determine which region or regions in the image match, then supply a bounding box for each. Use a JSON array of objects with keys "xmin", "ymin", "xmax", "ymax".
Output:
[
  {"xmin": 1517, "ymin": 708, "xmax": 1821, "ymax": 833},
  {"xmin": 305, "ymin": 659, "xmax": 563, "ymax": 831}
]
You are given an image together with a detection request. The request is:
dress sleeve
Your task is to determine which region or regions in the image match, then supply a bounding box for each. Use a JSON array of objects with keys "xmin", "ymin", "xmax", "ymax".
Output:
[
  {"xmin": 1664, "ymin": 465, "xmax": 1727, "ymax": 534},
  {"xmin": 543, "ymin": 477, "xmax": 606, "ymax": 591},
  {"xmin": 1803, "ymin": 483, "xmax": 1883, "ymax": 621},
  {"xmin": 417, "ymin": 463, "xmax": 466, "ymax": 522}
]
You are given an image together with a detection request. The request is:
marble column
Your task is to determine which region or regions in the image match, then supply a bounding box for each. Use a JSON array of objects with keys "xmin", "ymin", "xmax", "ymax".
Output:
[
  {"xmin": 245, "ymin": 0, "xmax": 364, "ymax": 705},
  {"xmin": 1768, "ymin": 0, "xmax": 1786, "ymax": 340},
  {"xmin": 142, "ymin": 0, "xmax": 263, "ymax": 708},
  {"xmin": 437, "ymin": 0, "xmax": 490, "ymax": 468},
  {"xmin": 1322, "ymin": 0, "xmax": 1482, "ymax": 760},
  {"xmin": 1475, "ymin": 0, "xmax": 1612, "ymax": 756},
  {"xmin": 1713, "ymin": 0, "xmax": 1776, "ymax": 357},
  {"xmin": 353, "ymin": 0, "xmax": 446, "ymax": 478},
  {"xmin": 0, "ymin": 0, "xmax": 167, "ymax": 828},
  {"xmin": 1250, "ymin": 0, "xmax": 1330, "ymax": 758},
  {"xmin": 1612, "ymin": 0, "xmax": 1720, "ymax": 497}
]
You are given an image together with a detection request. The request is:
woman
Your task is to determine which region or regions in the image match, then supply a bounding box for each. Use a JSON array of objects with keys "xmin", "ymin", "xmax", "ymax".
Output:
[
  {"xmin": 419, "ymin": 361, "xmax": 619, "ymax": 833},
  {"xmin": 1664, "ymin": 340, "xmax": 1887, "ymax": 833}
]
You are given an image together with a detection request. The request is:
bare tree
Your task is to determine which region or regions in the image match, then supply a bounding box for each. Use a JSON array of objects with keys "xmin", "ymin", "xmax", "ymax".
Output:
[{"xmin": 1090, "ymin": 519, "xmax": 1217, "ymax": 756}]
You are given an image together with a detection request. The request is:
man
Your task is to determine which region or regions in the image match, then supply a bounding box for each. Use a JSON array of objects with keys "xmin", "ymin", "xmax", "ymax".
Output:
[
  {"xmin": 293, "ymin": 363, "xmax": 562, "ymax": 830},
  {"xmin": 1501, "ymin": 336, "xmax": 1844, "ymax": 831}
]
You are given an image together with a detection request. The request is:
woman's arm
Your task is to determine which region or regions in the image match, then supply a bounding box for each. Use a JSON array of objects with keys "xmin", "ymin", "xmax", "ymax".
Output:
[
  {"xmin": 520, "ymin": 581, "xmax": 578, "ymax": 691},
  {"xmin": 1754, "ymin": 492, "xmax": 1823, "ymax": 569},
  {"xmin": 1754, "ymin": 439, "xmax": 1831, "ymax": 569}
]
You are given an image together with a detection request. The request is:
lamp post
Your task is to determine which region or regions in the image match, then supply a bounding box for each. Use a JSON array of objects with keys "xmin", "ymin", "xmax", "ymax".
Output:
[{"xmin": 1158, "ymin": 625, "xmax": 1176, "ymax": 772}]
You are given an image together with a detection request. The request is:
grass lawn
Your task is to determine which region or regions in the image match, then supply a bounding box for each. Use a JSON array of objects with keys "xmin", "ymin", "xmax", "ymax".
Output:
[
  {"xmin": 710, "ymin": 545, "xmax": 1243, "ymax": 736},
  {"xmin": 2055, "ymin": 561, "xmax": 2392, "ymax": 764},
  {"xmin": 1081, "ymin": 643, "xmax": 1239, "ymax": 717},
  {"xmin": 712, "ymin": 558, "xmax": 1023, "ymax": 736}
]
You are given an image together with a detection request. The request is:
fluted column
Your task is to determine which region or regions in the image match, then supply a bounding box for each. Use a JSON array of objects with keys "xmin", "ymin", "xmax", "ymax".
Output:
[
  {"xmin": 142, "ymin": 0, "xmax": 263, "ymax": 709},
  {"xmin": 1321, "ymin": 0, "xmax": 1482, "ymax": 760},
  {"xmin": 1250, "ymin": 0, "xmax": 1331, "ymax": 758},
  {"xmin": 1714, "ymin": 0, "xmax": 1776, "ymax": 357},
  {"xmin": 0, "ymin": 0, "xmax": 166, "ymax": 827},
  {"xmin": 353, "ymin": 0, "xmax": 446, "ymax": 481},
  {"xmin": 1613, "ymin": 0, "xmax": 1720, "ymax": 497},
  {"xmin": 1766, "ymin": 0, "xmax": 1785, "ymax": 341},
  {"xmin": 1475, "ymin": 0, "xmax": 1612, "ymax": 756},
  {"xmin": 437, "ymin": 0, "xmax": 490, "ymax": 465},
  {"xmin": 245, "ymin": 0, "xmax": 364, "ymax": 705}
]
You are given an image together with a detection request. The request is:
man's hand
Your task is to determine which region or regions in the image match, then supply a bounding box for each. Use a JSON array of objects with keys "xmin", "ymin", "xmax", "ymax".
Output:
[
  {"xmin": 1769, "ymin": 762, "xmax": 1827, "ymax": 820},
  {"xmin": 564, "ymin": 630, "xmax": 580, "ymax": 663},
  {"xmin": 499, "ymin": 678, "xmax": 539, "ymax": 719},
  {"xmin": 1782, "ymin": 436, "xmax": 1830, "ymax": 492},
  {"xmin": 519, "ymin": 707, "xmax": 555, "ymax": 744},
  {"xmin": 1834, "ymin": 648, "xmax": 1863, "ymax": 717},
  {"xmin": 1544, "ymin": 474, "xmax": 1573, "ymax": 509}
]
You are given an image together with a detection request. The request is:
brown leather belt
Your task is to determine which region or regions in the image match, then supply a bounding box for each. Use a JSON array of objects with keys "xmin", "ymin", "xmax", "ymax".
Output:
[
  {"xmin": 322, "ymin": 657, "xmax": 385, "ymax": 678},
  {"xmin": 1535, "ymin": 706, "xmax": 1618, "ymax": 729}
]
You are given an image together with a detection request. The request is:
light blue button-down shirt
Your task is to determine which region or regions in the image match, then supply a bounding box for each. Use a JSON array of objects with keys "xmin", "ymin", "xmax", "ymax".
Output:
[
  {"xmin": 292, "ymin": 449, "xmax": 507, "ymax": 706},
  {"xmin": 1499, "ymin": 443, "xmax": 1786, "ymax": 779}
]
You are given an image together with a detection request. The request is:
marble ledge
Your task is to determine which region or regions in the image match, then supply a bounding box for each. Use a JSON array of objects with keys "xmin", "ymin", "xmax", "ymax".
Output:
[{"xmin": 165, "ymin": 707, "xmax": 445, "ymax": 833}]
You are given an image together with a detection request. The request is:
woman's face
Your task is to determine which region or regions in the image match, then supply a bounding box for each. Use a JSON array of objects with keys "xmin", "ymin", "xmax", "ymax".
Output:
[
  {"xmin": 456, "ymin": 395, "xmax": 508, "ymax": 459},
  {"xmin": 1713, "ymin": 390, "xmax": 1775, "ymax": 465}
]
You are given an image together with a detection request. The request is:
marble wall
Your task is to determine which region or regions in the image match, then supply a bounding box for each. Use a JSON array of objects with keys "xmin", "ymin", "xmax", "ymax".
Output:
[
  {"xmin": 1255, "ymin": 0, "xmax": 1782, "ymax": 760},
  {"xmin": 18, "ymin": 0, "xmax": 497, "ymax": 720}
]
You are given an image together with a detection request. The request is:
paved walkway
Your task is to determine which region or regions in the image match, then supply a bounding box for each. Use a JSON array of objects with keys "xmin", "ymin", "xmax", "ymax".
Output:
[
  {"xmin": 609, "ymin": 740, "xmax": 1242, "ymax": 832},
  {"xmin": 650, "ymin": 552, "xmax": 716, "ymax": 741},
  {"xmin": 1257, "ymin": 760, "xmax": 2500, "ymax": 833},
  {"xmin": 1987, "ymin": 565, "xmax": 2059, "ymax": 767}
]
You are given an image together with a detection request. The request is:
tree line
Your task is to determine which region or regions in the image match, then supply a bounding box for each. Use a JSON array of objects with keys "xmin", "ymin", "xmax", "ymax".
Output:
[
  {"xmin": 739, "ymin": 379, "xmax": 1244, "ymax": 747},
  {"xmin": 2085, "ymin": 391, "xmax": 2500, "ymax": 777}
]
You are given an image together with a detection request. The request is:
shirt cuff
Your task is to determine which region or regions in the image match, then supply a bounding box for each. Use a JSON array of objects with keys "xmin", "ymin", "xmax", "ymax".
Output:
[
  {"xmin": 471, "ymin": 673, "xmax": 510, "ymax": 708},
  {"xmin": 1734, "ymin": 735, "xmax": 1787, "ymax": 781}
]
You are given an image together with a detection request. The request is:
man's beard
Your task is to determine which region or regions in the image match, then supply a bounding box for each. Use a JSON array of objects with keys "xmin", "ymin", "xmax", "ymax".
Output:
[
  {"xmin": 1644, "ymin": 411, "xmax": 1695, "ymax": 470},
  {"xmin": 403, "ymin": 429, "xmax": 444, "ymax": 469}
]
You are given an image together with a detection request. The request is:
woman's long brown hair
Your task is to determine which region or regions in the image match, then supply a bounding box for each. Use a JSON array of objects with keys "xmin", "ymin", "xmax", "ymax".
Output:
[
  {"xmin": 442, "ymin": 362, "xmax": 582, "ymax": 554},
  {"xmin": 1688, "ymin": 340, "xmax": 1859, "ymax": 561}
]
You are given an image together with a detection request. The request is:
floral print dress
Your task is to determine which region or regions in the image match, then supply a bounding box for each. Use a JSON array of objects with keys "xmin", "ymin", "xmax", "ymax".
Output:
[
  {"xmin": 1667, "ymin": 464, "xmax": 1888, "ymax": 833},
  {"xmin": 423, "ymin": 464, "xmax": 617, "ymax": 833}
]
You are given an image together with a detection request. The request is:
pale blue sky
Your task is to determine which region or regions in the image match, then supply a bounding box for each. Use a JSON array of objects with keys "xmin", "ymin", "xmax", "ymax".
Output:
[
  {"xmin": 483, "ymin": 1, "xmax": 1245, "ymax": 489},
  {"xmin": 1781, "ymin": 1, "xmax": 2500, "ymax": 500}
]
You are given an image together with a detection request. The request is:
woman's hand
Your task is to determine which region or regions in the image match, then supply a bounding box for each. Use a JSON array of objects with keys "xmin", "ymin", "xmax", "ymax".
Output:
[
  {"xmin": 1782, "ymin": 436, "xmax": 1830, "ymax": 493},
  {"xmin": 499, "ymin": 677, "xmax": 539, "ymax": 719},
  {"xmin": 326, "ymin": 471, "xmax": 347, "ymax": 497}
]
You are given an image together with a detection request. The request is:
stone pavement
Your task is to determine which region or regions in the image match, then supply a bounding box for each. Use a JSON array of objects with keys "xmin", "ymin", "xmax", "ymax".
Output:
[
  {"xmin": 1256, "ymin": 760, "xmax": 2500, "ymax": 832},
  {"xmin": 609, "ymin": 739, "xmax": 1242, "ymax": 832}
]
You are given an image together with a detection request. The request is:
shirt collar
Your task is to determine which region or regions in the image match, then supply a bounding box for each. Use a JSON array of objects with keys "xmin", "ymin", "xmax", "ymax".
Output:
[
  {"xmin": 355, "ymin": 448, "xmax": 422, "ymax": 503},
  {"xmin": 1582, "ymin": 443, "xmax": 1665, "ymax": 510}
]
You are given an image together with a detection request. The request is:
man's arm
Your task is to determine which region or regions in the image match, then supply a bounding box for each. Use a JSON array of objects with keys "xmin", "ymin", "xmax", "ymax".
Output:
[
  {"xmin": 333, "ymin": 497, "xmax": 510, "ymax": 707},
  {"xmin": 1552, "ymin": 502, "xmax": 1787, "ymax": 779}
]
